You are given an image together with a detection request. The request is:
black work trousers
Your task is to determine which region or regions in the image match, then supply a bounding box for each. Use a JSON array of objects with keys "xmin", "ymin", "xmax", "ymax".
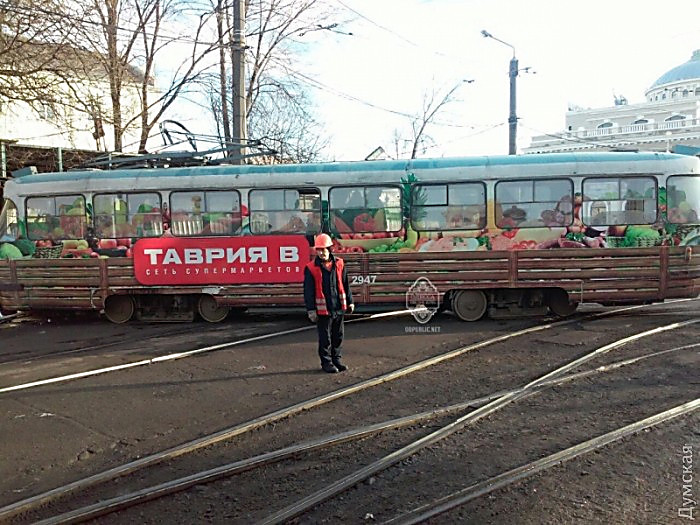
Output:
[{"xmin": 317, "ymin": 314, "xmax": 344, "ymax": 366}]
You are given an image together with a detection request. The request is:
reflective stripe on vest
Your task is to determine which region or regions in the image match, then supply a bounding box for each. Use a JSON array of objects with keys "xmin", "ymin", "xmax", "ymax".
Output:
[{"xmin": 306, "ymin": 258, "xmax": 347, "ymax": 315}]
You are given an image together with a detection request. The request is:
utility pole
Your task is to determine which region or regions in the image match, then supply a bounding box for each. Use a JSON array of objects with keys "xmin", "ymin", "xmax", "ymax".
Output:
[
  {"xmin": 482, "ymin": 30, "xmax": 522, "ymax": 155},
  {"xmin": 216, "ymin": 0, "xmax": 231, "ymax": 149},
  {"xmin": 508, "ymin": 56, "xmax": 518, "ymax": 155},
  {"xmin": 232, "ymin": 0, "xmax": 247, "ymax": 163}
]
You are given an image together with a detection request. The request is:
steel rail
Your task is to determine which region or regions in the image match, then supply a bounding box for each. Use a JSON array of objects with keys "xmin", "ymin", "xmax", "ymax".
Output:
[
  {"xmin": 33, "ymin": 395, "xmax": 503, "ymax": 525},
  {"xmin": 388, "ymin": 398, "xmax": 700, "ymax": 524},
  {"xmin": 33, "ymin": 341, "xmax": 699, "ymax": 524},
  {"xmin": 0, "ymin": 323, "xmax": 214, "ymax": 366},
  {"xmin": 258, "ymin": 319, "xmax": 699, "ymax": 524}
]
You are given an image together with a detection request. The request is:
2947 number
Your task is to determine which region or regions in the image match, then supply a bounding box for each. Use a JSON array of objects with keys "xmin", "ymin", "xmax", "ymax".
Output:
[{"xmin": 351, "ymin": 275, "xmax": 377, "ymax": 285}]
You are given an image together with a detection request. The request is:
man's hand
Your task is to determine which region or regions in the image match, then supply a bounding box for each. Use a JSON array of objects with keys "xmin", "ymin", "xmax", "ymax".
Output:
[
  {"xmin": 307, "ymin": 310, "xmax": 318, "ymax": 323},
  {"xmin": 347, "ymin": 303, "xmax": 355, "ymax": 314}
]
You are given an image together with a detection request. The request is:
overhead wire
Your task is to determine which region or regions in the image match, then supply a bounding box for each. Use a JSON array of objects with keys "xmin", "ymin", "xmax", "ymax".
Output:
[
  {"xmin": 394, "ymin": 122, "xmax": 507, "ymax": 158},
  {"xmin": 0, "ymin": 1, "xmax": 218, "ymax": 48},
  {"xmin": 269, "ymin": 56, "xmax": 487, "ymax": 130},
  {"xmin": 330, "ymin": 0, "xmax": 468, "ymax": 65},
  {"xmin": 519, "ymin": 122, "xmax": 635, "ymax": 150}
]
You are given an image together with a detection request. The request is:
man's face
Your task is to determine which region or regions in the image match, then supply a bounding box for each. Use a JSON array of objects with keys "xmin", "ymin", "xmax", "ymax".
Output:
[{"xmin": 316, "ymin": 247, "xmax": 330, "ymax": 261}]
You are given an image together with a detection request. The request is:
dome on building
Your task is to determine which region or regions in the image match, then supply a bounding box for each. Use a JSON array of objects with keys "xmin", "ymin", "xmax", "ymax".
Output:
[{"xmin": 651, "ymin": 50, "xmax": 700, "ymax": 87}]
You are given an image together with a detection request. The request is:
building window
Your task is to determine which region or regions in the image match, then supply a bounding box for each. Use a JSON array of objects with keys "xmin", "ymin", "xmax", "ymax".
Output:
[
  {"xmin": 38, "ymin": 103, "xmax": 57, "ymax": 122},
  {"xmin": 683, "ymin": 89, "xmax": 689, "ymax": 97},
  {"xmin": 666, "ymin": 114, "xmax": 686, "ymax": 122},
  {"xmin": 633, "ymin": 119, "xmax": 649, "ymax": 125},
  {"xmin": 597, "ymin": 122, "xmax": 613, "ymax": 134}
]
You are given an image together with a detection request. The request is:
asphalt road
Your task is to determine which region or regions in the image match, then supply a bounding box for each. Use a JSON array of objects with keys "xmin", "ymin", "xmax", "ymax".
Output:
[{"xmin": 1, "ymin": 302, "xmax": 698, "ymax": 523}]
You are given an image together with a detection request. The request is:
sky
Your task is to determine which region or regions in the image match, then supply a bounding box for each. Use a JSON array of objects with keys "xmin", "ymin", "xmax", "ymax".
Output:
[{"xmin": 289, "ymin": 0, "xmax": 700, "ymax": 161}]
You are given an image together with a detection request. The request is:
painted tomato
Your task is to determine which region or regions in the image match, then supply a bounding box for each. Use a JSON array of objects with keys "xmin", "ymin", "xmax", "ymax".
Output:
[{"xmin": 353, "ymin": 213, "xmax": 375, "ymax": 232}]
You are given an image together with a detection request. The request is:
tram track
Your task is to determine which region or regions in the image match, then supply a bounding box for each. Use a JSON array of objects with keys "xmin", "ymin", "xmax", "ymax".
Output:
[
  {"xmin": 0, "ymin": 324, "xmax": 206, "ymax": 367},
  {"xmin": 0, "ymin": 312, "xmax": 308, "ymax": 367},
  {"xmin": 386, "ymin": 399, "xmax": 700, "ymax": 525},
  {"xmin": 258, "ymin": 318, "xmax": 699, "ymax": 524},
  {"xmin": 3, "ymin": 301, "xmax": 697, "ymax": 523}
]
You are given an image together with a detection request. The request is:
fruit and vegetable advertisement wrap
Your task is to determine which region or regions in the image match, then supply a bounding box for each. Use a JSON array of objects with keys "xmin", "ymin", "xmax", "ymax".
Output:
[
  {"xmin": 3, "ymin": 176, "xmax": 698, "ymax": 262},
  {"xmin": 325, "ymin": 175, "xmax": 700, "ymax": 255}
]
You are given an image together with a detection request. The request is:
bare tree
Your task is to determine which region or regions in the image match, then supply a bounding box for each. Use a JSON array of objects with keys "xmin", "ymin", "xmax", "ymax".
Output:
[
  {"xmin": 206, "ymin": 0, "xmax": 336, "ymax": 162},
  {"xmin": 0, "ymin": 0, "xmax": 80, "ymax": 103},
  {"xmin": 1, "ymin": 0, "xmax": 226, "ymax": 154},
  {"xmin": 71, "ymin": 0, "xmax": 220, "ymax": 152},
  {"xmin": 404, "ymin": 82, "xmax": 468, "ymax": 159}
]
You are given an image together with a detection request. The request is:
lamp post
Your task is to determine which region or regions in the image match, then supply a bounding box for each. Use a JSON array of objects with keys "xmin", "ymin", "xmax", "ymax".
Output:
[{"xmin": 482, "ymin": 30, "xmax": 519, "ymax": 155}]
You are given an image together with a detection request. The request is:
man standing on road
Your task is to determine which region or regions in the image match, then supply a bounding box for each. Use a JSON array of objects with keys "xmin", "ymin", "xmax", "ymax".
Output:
[{"xmin": 304, "ymin": 233, "xmax": 355, "ymax": 373}]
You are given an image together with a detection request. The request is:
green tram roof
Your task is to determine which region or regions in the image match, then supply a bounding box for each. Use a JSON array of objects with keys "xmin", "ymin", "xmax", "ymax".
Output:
[{"xmin": 8, "ymin": 151, "xmax": 693, "ymax": 186}]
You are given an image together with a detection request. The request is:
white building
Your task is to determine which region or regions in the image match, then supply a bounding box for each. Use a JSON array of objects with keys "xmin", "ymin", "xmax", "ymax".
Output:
[
  {"xmin": 525, "ymin": 50, "xmax": 700, "ymax": 153},
  {"xmin": 0, "ymin": 44, "xmax": 159, "ymax": 154}
]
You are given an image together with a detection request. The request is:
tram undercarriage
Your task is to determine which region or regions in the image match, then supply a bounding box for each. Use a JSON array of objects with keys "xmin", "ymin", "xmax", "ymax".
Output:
[
  {"xmin": 447, "ymin": 287, "xmax": 577, "ymax": 321},
  {"xmin": 104, "ymin": 293, "xmax": 230, "ymax": 323}
]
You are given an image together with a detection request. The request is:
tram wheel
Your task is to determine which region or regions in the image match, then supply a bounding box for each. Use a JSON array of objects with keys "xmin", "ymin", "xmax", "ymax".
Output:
[
  {"xmin": 546, "ymin": 289, "xmax": 578, "ymax": 317},
  {"xmin": 104, "ymin": 295, "xmax": 135, "ymax": 324},
  {"xmin": 451, "ymin": 290, "xmax": 488, "ymax": 322},
  {"xmin": 197, "ymin": 295, "xmax": 230, "ymax": 323}
]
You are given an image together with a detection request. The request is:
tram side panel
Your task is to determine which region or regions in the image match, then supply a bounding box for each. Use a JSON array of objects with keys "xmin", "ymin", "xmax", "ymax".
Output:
[{"xmin": 1, "ymin": 245, "xmax": 699, "ymax": 321}]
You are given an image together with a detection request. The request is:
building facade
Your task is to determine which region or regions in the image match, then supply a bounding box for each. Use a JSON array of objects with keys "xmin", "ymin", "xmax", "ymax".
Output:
[
  {"xmin": 524, "ymin": 50, "xmax": 700, "ymax": 153},
  {"xmin": 0, "ymin": 44, "xmax": 159, "ymax": 155}
]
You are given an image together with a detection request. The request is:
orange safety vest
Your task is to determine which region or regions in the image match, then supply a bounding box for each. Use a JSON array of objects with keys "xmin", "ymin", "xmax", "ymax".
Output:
[{"xmin": 306, "ymin": 258, "xmax": 347, "ymax": 315}]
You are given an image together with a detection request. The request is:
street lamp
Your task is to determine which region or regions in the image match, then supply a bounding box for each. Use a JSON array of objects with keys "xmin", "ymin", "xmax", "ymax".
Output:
[{"xmin": 482, "ymin": 30, "xmax": 519, "ymax": 155}]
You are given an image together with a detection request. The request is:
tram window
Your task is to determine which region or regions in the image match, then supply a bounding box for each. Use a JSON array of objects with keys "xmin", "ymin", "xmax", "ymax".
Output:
[
  {"xmin": 495, "ymin": 179, "xmax": 573, "ymax": 228},
  {"xmin": 582, "ymin": 177, "xmax": 657, "ymax": 225},
  {"xmin": 26, "ymin": 195, "xmax": 87, "ymax": 240},
  {"xmin": 329, "ymin": 185, "xmax": 402, "ymax": 233},
  {"xmin": 170, "ymin": 190, "xmax": 242, "ymax": 236},
  {"xmin": 666, "ymin": 176, "xmax": 700, "ymax": 224},
  {"xmin": 248, "ymin": 188, "xmax": 321, "ymax": 235},
  {"xmin": 410, "ymin": 183, "xmax": 486, "ymax": 231},
  {"xmin": 0, "ymin": 199, "xmax": 19, "ymax": 241},
  {"xmin": 93, "ymin": 192, "xmax": 163, "ymax": 238}
]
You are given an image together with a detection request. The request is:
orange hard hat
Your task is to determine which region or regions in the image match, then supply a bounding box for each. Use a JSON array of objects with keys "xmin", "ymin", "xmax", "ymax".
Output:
[{"xmin": 313, "ymin": 233, "xmax": 333, "ymax": 249}]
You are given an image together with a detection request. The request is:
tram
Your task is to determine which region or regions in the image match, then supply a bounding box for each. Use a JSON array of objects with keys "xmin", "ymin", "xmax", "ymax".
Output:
[{"xmin": 0, "ymin": 151, "xmax": 699, "ymax": 323}]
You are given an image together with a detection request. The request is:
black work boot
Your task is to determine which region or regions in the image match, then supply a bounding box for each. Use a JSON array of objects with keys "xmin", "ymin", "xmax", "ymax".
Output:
[
  {"xmin": 322, "ymin": 363, "xmax": 339, "ymax": 373},
  {"xmin": 332, "ymin": 359, "xmax": 348, "ymax": 372}
]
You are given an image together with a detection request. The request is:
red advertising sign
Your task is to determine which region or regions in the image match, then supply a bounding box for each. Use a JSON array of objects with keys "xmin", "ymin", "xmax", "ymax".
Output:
[{"xmin": 133, "ymin": 235, "xmax": 311, "ymax": 285}]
